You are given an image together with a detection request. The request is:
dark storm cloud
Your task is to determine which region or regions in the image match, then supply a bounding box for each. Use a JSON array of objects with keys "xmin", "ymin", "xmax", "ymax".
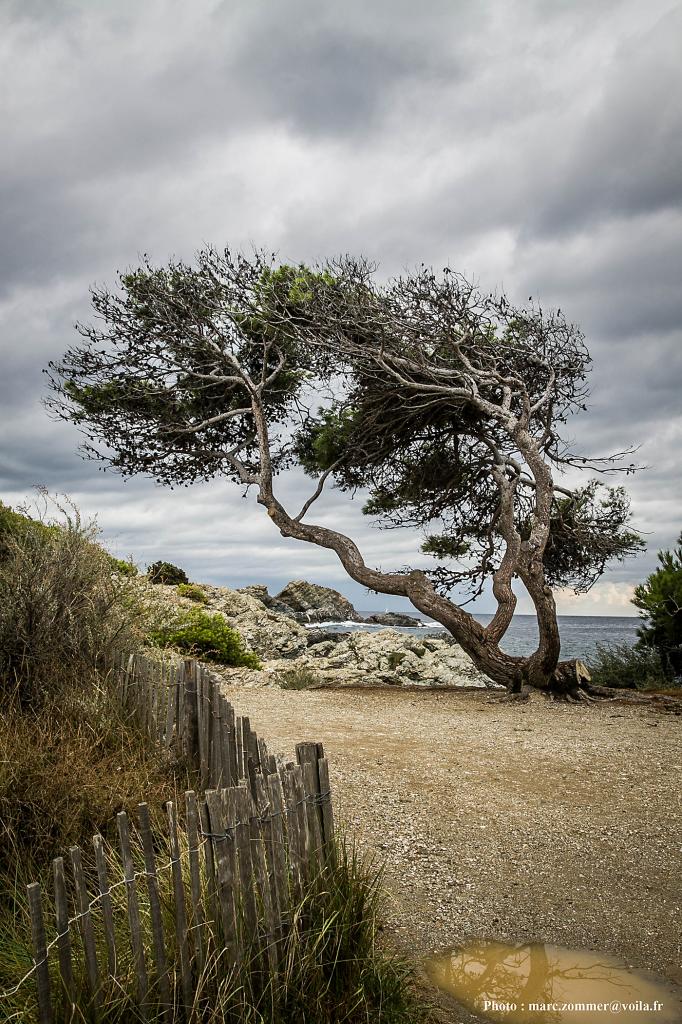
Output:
[
  {"xmin": 0, "ymin": 0, "xmax": 462, "ymax": 294},
  {"xmin": 527, "ymin": 6, "xmax": 682, "ymax": 238},
  {"xmin": 1, "ymin": 0, "xmax": 680, "ymax": 613}
]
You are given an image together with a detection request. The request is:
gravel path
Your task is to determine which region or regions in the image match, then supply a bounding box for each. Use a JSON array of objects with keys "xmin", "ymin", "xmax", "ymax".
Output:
[{"xmin": 220, "ymin": 683, "xmax": 682, "ymax": 1019}]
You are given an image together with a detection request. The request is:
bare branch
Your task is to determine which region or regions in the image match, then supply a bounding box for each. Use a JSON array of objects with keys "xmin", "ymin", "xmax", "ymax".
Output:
[{"xmin": 295, "ymin": 460, "xmax": 343, "ymax": 522}]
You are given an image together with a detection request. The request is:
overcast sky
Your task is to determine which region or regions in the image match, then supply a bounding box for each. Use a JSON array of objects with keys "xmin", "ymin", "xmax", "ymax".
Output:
[{"xmin": 1, "ymin": 0, "xmax": 680, "ymax": 615}]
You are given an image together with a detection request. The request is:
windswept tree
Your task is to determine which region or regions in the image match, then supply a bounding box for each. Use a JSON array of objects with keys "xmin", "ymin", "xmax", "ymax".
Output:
[{"xmin": 46, "ymin": 249, "xmax": 643, "ymax": 699}]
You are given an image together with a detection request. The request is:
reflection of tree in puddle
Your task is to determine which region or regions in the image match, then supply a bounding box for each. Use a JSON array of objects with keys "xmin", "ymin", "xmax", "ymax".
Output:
[
  {"xmin": 425, "ymin": 940, "xmax": 680, "ymax": 1024},
  {"xmin": 434, "ymin": 942, "xmax": 559, "ymax": 1023}
]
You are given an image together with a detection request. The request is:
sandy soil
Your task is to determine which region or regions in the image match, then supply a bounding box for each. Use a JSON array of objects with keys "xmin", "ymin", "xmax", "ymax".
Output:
[{"xmin": 220, "ymin": 683, "xmax": 682, "ymax": 1020}]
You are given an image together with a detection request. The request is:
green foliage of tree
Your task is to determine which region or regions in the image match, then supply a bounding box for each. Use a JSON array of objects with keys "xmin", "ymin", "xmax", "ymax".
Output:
[
  {"xmin": 535, "ymin": 483, "xmax": 644, "ymax": 593},
  {"xmin": 632, "ymin": 533, "xmax": 682, "ymax": 678},
  {"xmin": 148, "ymin": 608, "xmax": 260, "ymax": 668},
  {"xmin": 147, "ymin": 560, "xmax": 189, "ymax": 585}
]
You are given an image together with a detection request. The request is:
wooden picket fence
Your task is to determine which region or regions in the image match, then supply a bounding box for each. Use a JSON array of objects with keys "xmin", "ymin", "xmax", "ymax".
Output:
[
  {"xmin": 112, "ymin": 651, "xmax": 279, "ymax": 790},
  {"xmin": 19, "ymin": 654, "xmax": 335, "ymax": 1022}
]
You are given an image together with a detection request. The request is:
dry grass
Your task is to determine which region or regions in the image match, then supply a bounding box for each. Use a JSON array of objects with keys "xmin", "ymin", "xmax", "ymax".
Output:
[
  {"xmin": 0, "ymin": 495, "xmax": 150, "ymax": 707},
  {"xmin": 1, "ymin": 833, "xmax": 430, "ymax": 1024},
  {"xmin": 0, "ymin": 683, "xmax": 192, "ymax": 871}
]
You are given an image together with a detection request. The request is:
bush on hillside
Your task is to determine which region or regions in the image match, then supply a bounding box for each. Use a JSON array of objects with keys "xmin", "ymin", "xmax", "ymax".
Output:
[
  {"xmin": 108, "ymin": 554, "xmax": 139, "ymax": 577},
  {"xmin": 0, "ymin": 499, "xmax": 57, "ymax": 560},
  {"xmin": 588, "ymin": 642, "xmax": 670, "ymax": 690},
  {"xmin": 0, "ymin": 495, "xmax": 147, "ymax": 705},
  {"xmin": 177, "ymin": 582, "xmax": 208, "ymax": 603},
  {"xmin": 147, "ymin": 560, "xmax": 189, "ymax": 585},
  {"xmin": 276, "ymin": 665, "xmax": 320, "ymax": 689},
  {"xmin": 148, "ymin": 607, "xmax": 261, "ymax": 668}
]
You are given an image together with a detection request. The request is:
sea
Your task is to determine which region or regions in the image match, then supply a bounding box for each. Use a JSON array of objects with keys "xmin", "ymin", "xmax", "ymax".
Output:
[{"xmin": 308, "ymin": 613, "xmax": 641, "ymax": 665}]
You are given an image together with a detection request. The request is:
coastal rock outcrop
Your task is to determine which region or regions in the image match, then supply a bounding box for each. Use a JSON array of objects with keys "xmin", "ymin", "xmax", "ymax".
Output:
[
  {"xmin": 304, "ymin": 630, "xmax": 491, "ymax": 687},
  {"xmin": 162, "ymin": 583, "xmax": 308, "ymax": 659},
  {"xmin": 236, "ymin": 584, "xmax": 297, "ymax": 617},
  {"xmin": 365, "ymin": 612, "xmax": 423, "ymax": 627},
  {"xmin": 237, "ymin": 581, "xmax": 423, "ymax": 627},
  {"xmin": 274, "ymin": 580, "xmax": 364, "ymax": 623}
]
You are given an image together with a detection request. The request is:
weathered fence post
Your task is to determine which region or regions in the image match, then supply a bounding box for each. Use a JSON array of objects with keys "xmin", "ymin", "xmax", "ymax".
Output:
[
  {"xmin": 198, "ymin": 798, "xmax": 219, "ymax": 946},
  {"xmin": 164, "ymin": 662, "xmax": 178, "ymax": 748},
  {"xmin": 205, "ymin": 790, "xmax": 239, "ymax": 965},
  {"xmin": 184, "ymin": 791, "xmax": 206, "ymax": 974},
  {"xmin": 229, "ymin": 787, "xmax": 259, "ymax": 947},
  {"xmin": 210, "ymin": 684, "xmax": 223, "ymax": 787},
  {"xmin": 116, "ymin": 811, "xmax": 149, "ymax": 1014},
  {"xmin": 266, "ymin": 772, "xmax": 289, "ymax": 946},
  {"xmin": 167, "ymin": 799, "xmax": 193, "ymax": 1015},
  {"xmin": 70, "ymin": 846, "xmax": 101, "ymax": 1013},
  {"xmin": 289, "ymin": 763, "xmax": 312, "ymax": 882},
  {"xmin": 196, "ymin": 664, "xmax": 208, "ymax": 785},
  {"xmin": 317, "ymin": 756, "xmax": 335, "ymax": 857},
  {"xmin": 27, "ymin": 882, "xmax": 53, "ymax": 1024},
  {"xmin": 183, "ymin": 658, "xmax": 199, "ymax": 762},
  {"xmin": 92, "ymin": 834, "xmax": 117, "ymax": 979},
  {"xmin": 250, "ymin": 777, "xmax": 277, "ymax": 976},
  {"xmin": 53, "ymin": 857, "xmax": 75, "ymax": 1007},
  {"xmin": 219, "ymin": 695, "xmax": 234, "ymax": 787},
  {"xmin": 137, "ymin": 803, "xmax": 172, "ymax": 1017}
]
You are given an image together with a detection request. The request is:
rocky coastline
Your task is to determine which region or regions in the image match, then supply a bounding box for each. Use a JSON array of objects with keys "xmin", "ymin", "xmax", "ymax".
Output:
[
  {"xmin": 160, "ymin": 578, "xmax": 497, "ymax": 690},
  {"xmin": 237, "ymin": 580, "xmax": 423, "ymax": 627}
]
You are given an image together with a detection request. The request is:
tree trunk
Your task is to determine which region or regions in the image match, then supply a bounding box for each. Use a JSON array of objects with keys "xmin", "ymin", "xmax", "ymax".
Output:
[{"xmin": 253, "ymin": 406, "xmax": 612, "ymax": 702}]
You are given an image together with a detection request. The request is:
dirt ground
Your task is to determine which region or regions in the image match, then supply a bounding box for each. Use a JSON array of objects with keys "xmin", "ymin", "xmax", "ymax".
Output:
[{"xmin": 221, "ymin": 683, "xmax": 682, "ymax": 1020}]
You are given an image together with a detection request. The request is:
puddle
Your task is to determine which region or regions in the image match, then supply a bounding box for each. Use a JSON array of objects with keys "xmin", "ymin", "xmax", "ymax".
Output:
[{"xmin": 425, "ymin": 940, "xmax": 681, "ymax": 1023}]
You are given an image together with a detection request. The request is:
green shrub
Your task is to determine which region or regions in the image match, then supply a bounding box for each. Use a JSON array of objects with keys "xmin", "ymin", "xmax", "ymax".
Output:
[
  {"xmin": 108, "ymin": 554, "xmax": 139, "ymax": 576},
  {"xmin": 177, "ymin": 581, "xmax": 208, "ymax": 603},
  {"xmin": 147, "ymin": 560, "xmax": 189, "ymax": 585},
  {"xmin": 149, "ymin": 608, "xmax": 261, "ymax": 668},
  {"xmin": 588, "ymin": 642, "xmax": 671, "ymax": 691},
  {"xmin": 276, "ymin": 665, "xmax": 320, "ymax": 689},
  {"xmin": 0, "ymin": 499, "xmax": 58, "ymax": 560}
]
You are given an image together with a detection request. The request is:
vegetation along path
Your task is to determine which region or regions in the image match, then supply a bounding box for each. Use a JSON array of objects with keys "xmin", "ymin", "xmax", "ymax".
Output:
[{"xmin": 221, "ymin": 683, "xmax": 681, "ymax": 1016}]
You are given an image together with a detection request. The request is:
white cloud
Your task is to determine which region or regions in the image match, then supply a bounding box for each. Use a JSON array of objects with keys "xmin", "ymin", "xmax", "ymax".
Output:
[{"xmin": 554, "ymin": 581, "xmax": 638, "ymax": 617}]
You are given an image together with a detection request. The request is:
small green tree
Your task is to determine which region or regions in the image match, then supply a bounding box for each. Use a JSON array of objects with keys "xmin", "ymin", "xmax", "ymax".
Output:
[
  {"xmin": 108, "ymin": 555, "xmax": 139, "ymax": 577},
  {"xmin": 633, "ymin": 533, "xmax": 682, "ymax": 679}
]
